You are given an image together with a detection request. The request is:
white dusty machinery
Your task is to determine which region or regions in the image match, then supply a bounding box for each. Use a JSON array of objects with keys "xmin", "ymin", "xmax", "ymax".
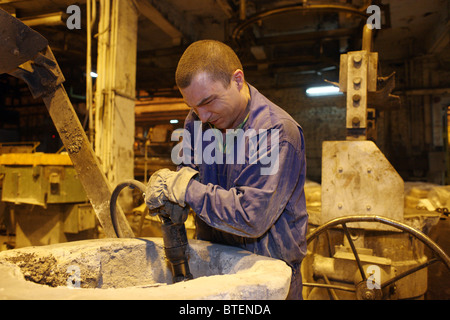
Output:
[{"xmin": 302, "ymin": 26, "xmax": 450, "ymax": 300}]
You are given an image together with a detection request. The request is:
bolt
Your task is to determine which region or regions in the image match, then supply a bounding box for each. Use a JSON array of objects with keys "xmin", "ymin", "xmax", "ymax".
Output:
[
  {"xmin": 366, "ymin": 205, "xmax": 372, "ymax": 211},
  {"xmin": 363, "ymin": 290, "xmax": 374, "ymax": 300},
  {"xmin": 367, "ymin": 167, "xmax": 372, "ymax": 173},
  {"xmin": 12, "ymin": 48, "xmax": 19, "ymax": 56},
  {"xmin": 353, "ymin": 77, "xmax": 362, "ymax": 85},
  {"xmin": 352, "ymin": 94, "xmax": 361, "ymax": 107},
  {"xmin": 338, "ymin": 203, "xmax": 343, "ymax": 209},
  {"xmin": 353, "ymin": 54, "xmax": 362, "ymax": 67},
  {"xmin": 352, "ymin": 117, "xmax": 360, "ymax": 127},
  {"xmin": 338, "ymin": 167, "xmax": 343, "ymax": 173},
  {"xmin": 353, "ymin": 77, "xmax": 362, "ymax": 90}
]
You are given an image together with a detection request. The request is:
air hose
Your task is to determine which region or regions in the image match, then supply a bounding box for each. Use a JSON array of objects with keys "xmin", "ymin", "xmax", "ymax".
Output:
[{"xmin": 110, "ymin": 179, "xmax": 193, "ymax": 283}]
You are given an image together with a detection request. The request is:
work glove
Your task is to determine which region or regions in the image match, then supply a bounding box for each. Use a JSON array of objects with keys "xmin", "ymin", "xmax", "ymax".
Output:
[
  {"xmin": 144, "ymin": 167, "xmax": 198, "ymax": 210},
  {"xmin": 158, "ymin": 201, "xmax": 190, "ymax": 224}
]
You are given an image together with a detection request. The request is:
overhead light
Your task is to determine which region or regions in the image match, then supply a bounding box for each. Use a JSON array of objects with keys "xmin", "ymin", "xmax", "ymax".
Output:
[
  {"xmin": 306, "ymin": 85, "xmax": 342, "ymax": 97},
  {"xmin": 170, "ymin": 119, "xmax": 179, "ymax": 124},
  {"xmin": 90, "ymin": 71, "xmax": 98, "ymax": 78}
]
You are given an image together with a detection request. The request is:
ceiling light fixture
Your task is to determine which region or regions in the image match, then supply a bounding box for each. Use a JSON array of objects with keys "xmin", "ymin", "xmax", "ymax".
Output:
[{"xmin": 306, "ymin": 85, "xmax": 342, "ymax": 97}]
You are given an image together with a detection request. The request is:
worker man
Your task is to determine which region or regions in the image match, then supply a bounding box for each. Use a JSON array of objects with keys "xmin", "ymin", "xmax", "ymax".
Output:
[{"xmin": 145, "ymin": 40, "xmax": 308, "ymax": 300}]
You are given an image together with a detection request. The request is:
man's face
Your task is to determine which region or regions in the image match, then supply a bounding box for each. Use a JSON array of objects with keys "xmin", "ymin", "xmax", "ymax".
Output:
[{"xmin": 180, "ymin": 71, "xmax": 245, "ymax": 130}]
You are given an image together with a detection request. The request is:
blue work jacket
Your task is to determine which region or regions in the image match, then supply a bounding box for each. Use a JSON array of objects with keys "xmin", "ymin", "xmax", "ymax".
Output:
[{"xmin": 178, "ymin": 84, "xmax": 308, "ymax": 295}]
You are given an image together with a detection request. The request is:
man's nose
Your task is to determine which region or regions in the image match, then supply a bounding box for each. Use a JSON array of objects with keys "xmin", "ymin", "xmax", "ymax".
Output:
[{"xmin": 195, "ymin": 107, "xmax": 212, "ymax": 123}]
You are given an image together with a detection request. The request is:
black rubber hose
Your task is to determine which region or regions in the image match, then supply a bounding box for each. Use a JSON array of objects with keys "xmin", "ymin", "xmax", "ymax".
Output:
[
  {"xmin": 110, "ymin": 179, "xmax": 146, "ymax": 238},
  {"xmin": 110, "ymin": 179, "xmax": 193, "ymax": 283}
]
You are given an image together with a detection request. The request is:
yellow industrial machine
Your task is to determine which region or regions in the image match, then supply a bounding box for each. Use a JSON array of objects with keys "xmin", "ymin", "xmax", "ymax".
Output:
[{"xmin": 0, "ymin": 151, "xmax": 97, "ymax": 247}]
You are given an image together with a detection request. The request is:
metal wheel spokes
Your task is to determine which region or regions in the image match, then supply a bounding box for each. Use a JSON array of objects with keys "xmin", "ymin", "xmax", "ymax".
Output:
[
  {"xmin": 380, "ymin": 257, "xmax": 440, "ymax": 290},
  {"xmin": 342, "ymin": 223, "xmax": 366, "ymax": 282},
  {"xmin": 304, "ymin": 215, "xmax": 450, "ymax": 299}
]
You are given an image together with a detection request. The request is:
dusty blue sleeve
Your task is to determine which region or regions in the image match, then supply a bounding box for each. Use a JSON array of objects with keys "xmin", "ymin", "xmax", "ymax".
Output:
[{"xmin": 185, "ymin": 137, "xmax": 304, "ymax": 238}]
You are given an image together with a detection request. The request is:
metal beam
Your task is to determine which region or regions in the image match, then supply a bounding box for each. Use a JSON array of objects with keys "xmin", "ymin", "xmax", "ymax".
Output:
[{"xmin": 134, "ymin": 0, "xmax": 182, "ymax": 45}]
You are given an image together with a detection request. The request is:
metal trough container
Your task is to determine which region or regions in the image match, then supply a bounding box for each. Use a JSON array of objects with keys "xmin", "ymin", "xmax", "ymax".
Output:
[{"xmin": 0, "ymin": 238, "xmax": 291, "ymax": 299}]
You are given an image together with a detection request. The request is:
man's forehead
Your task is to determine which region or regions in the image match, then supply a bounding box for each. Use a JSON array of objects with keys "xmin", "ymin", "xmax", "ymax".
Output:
[
  {"xmin": 192, "ymin": 71, "xmax": 212, "ymax": 83},
  {"xmin": 181, "ymin": 72, "xmax": 222, "ymax": 107},
  {"xmin": 183, "ymin": 93, "xmax": 216, "ymax": 109}
]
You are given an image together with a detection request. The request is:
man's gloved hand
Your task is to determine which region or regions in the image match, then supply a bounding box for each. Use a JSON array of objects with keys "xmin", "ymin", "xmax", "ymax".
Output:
[
  {"xmin": 159, "ymin": 201, "xmax": 190, "ymax": 224},
  {"xmin": 145, "ymin": 167, "xmax": 198, "ymax": 210}
]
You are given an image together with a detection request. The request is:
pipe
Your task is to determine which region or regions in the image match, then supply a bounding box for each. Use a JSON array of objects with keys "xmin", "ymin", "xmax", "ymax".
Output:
[
  {"xmin": 231, "ymin": 3, "xmax": 368, "ymax": 47},
  {"xmin": 94, "ymin": 0, "xmax": 111, "ymax": 171},
  {"xmin": 362, "ymin": 24, "xmax": 372, "ymax": 52},
  {"xmin": 90, "ymin": 0, "xmax": 97, "ymax": 30},
  {"xmin": 110, "ymin": 179, "xmax": 193, "ymax": 283},
  {"xmin": 239, "ymin": 0, "xmax": 246, "ymax": 21},
  {"xmin": 86, "ymin": 0, "xmax": 94, "ymax": 145},
  {"xmin": 109, "ymin": 179, "xmax": 146, "ymax": 237},
  {"xmin": 21, "ymin": 12, "xmax": 66, "ymax": 27}
]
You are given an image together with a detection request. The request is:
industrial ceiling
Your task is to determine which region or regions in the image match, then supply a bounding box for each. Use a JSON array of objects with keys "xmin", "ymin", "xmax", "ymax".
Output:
[{"xmin": 1, "ymin": 0, "xmax": 448, "ymax": 98}]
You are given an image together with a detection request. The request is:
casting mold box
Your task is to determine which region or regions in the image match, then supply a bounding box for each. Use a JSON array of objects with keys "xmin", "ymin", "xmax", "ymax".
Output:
[{"xmin": 0, "ymin": 237, "xmax": 291, "ymax": 300}]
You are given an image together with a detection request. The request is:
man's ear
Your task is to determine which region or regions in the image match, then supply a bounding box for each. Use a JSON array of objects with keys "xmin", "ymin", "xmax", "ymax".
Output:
[{"xmin": 232, "ymin": 69, "xmax": 245, "ymax": 91}]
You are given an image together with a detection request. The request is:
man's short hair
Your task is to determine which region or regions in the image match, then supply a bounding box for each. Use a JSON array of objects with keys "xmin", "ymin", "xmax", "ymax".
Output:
[{"xmin": 175, "ymin": 40, "xmax": 243, "ymax": 89}]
